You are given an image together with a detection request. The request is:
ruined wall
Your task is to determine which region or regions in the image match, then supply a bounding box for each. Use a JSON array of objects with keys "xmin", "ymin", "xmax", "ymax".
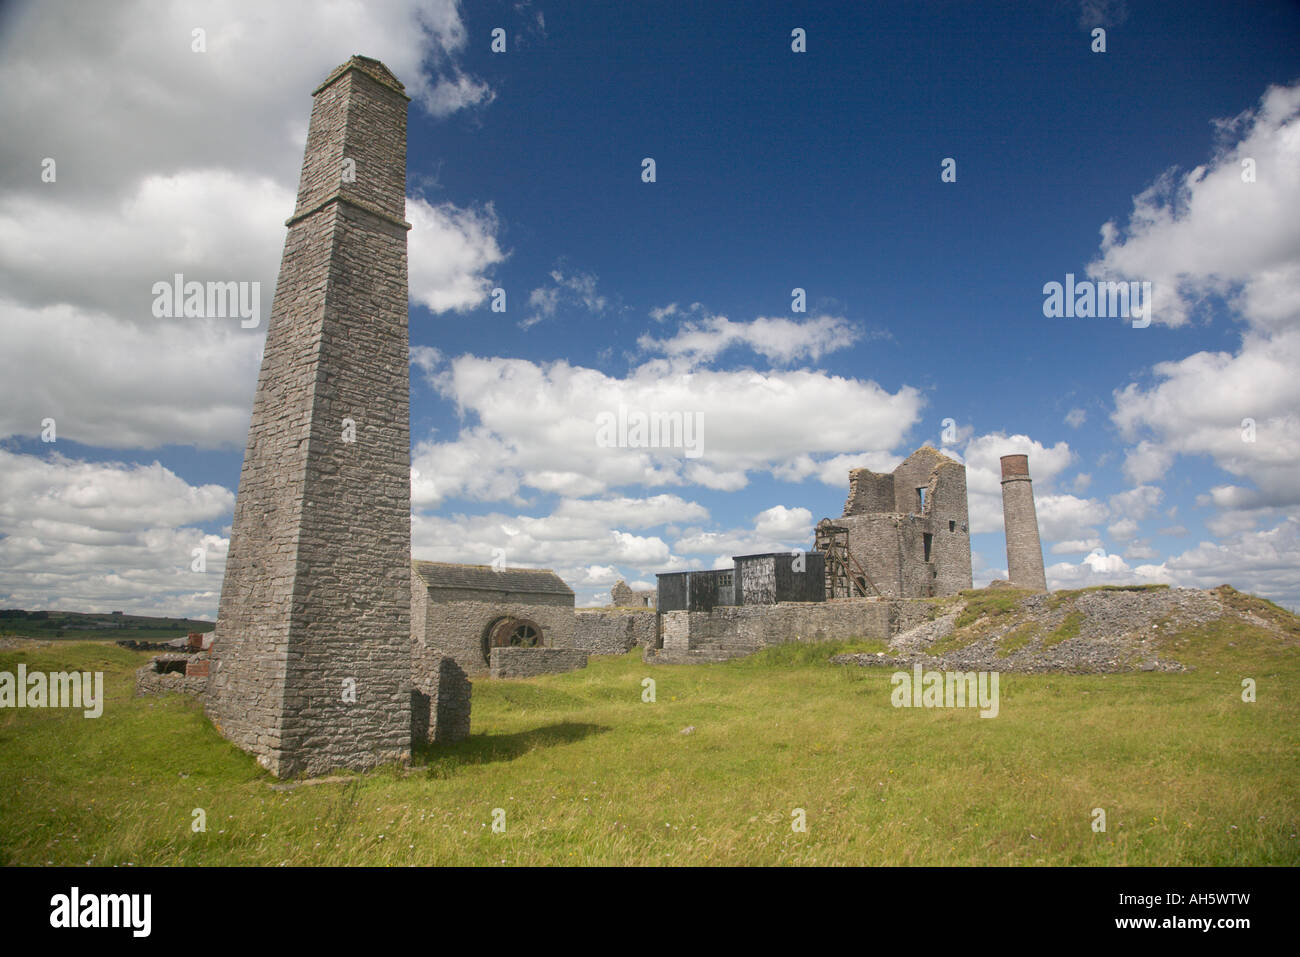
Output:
[
  {"xmin": 840, "ymin": 513, "xmax": 906, "ymax": 598},
  {"xmin": 834, "ymin": 449, "xmax": 971, "ymax": 600},
  {"xmin": 570, "ymin": 608, "xmax": 656, "ymax": 654},
  {"xmin": 490, "ymin": 648, "xmax": 589, "ymax": 679},
  {"xmin": 660, "ymin": 599, "xmax": 910, "ymax": 651},
  {"xmin": 414, "ymin": 586, "xmax": 574, "ymax": 677},
  {"xmin": 135, "ymin": 654, "xmax": 209, "ymax": 698},
  {"xmin": 844, "ymin": 469, "xmax": 895, "ymax": 515},
  {"xmin": 410, "ymin": 652, "xmax": 471, "ymax": 745},
  {"xmin": 610, "ymin": 581, "xmax": 655, "ymax": 608},
  {"xmin": 928, "ymin": 460, "xmax": 973, "ymax": 596}
]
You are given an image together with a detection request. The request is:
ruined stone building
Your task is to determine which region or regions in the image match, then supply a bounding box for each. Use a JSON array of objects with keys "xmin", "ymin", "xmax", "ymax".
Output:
[
  {"xmin": 411, "ymin": 561, "xmax": 575, "ymax": 678},
  {"xmin": 820, "ymin": 447, "xmax": 973, "ymax": 599},
  {"xmin": 610, "ymin": 580, "xmax": 655, "ymax": 608}
]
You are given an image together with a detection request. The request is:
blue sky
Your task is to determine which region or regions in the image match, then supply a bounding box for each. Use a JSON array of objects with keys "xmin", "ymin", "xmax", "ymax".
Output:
[{"xmin": 1, "ymin": 0, "xmax": 1298, "ymax": 614}]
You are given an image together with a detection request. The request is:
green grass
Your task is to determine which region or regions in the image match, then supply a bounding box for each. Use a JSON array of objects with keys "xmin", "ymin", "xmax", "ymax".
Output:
[
  {"xmin": 996, "ymin": 623, "xmax": 1040, "ymax": 658},
  {"xmin": 1044, "ymin": 611, "xmax": 1085, "ymax": 648},
  {"xmin": 954, "ymin": 588, "xmax": 1034, "ymax": 629},
  {"xmin": 1, "ymin": 620, "xmax": 1297, "ymax": 866}
]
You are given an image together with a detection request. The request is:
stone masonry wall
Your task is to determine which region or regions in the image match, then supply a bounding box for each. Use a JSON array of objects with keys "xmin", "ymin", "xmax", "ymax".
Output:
[
  {"xmin": 411, "ymin": 652, "xmax": 471, "ymax": 745},
  {"xmin": 928, "ymin": 460, "xmax": 973, "ymax": 596},
  {"xmin": 414, "ymin": 586, "xmax": 574, "ymax": 677},
  {"xmin": 490, "ymin": 648, "xmax": 589, "ymax": 679},
  {"xmin": 660, "ymin": 599, "xmax": 914, "ymax": 652},
  {"xmin": 570, "ymin": 608, "xmax": 656, "ymax": 654},
  {"xmin": 135, "ymin": 654, "xmax": 209, "ymax": 698},
  {"xmin": 206, "ymin": 58, "xmax": 414, "ymax": 778}
]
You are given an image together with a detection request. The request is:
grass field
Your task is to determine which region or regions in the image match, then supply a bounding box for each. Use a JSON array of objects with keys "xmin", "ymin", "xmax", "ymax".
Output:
[{"xmin": 1, "ymin": 612, "xmax": 1297, "ymax": 866}]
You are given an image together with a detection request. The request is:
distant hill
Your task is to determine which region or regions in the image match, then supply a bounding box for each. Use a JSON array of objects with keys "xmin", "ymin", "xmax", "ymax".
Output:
[{"xmin": 0, "ymin": 609, "xmax": 214, "ymax": 642}]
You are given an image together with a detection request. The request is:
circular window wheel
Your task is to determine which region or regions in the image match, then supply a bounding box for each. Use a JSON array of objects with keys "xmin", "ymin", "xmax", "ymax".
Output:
[
  {"xmin": 486, "ymin": 617, "xmax": 545, "ymax": 660},
  {"xmin": 507, "ymin": 623, "xmax": 539, "ymax": 647}
]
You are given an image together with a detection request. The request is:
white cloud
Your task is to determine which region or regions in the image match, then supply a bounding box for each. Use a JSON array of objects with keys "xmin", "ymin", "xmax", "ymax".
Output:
[
  {"xmin": 410, "ymin": 505, "xmax": 684, "ymax": 607},
  {"xmin": 1123, "ymin": 542, "xmax": 1160, "ymax": 560},
  {"xmin": 1065, "ymin": 407, "xmax": 1087, "ymax": 428},
  {"xmin": 1037, "ymin": 494, "xmax": 1109, "ymax": 544},
  {"xmin": 1097, "ymin": 81, "xmax": 1300, "ymax": 527},
  {"xmin": 1046, "ymin": 549, "xmax": 1173, "ymax": 591},
  {"xmin": 521, "ymin": 269, "xmax": 608, "ymax": 329},
  {"xmin": 1109, "ymin": 484, "xmax": 1163, "ymax": 520},
  {"xmin": 411, "ymin": 355, "xmax": 924, "ymax": 504},
  {"xmin": 407, "ymin": 198, "xmax": 505, "ymax": 313},
  {"xmin": 0, "ymin": 298, "xmax": 262, "ymax": 449},
  {"xmin": 958, "ymin": 433, "xmax": 1078, "ymax": 534},
  {"xmin": 421, "ymin": 70, "xmax": 495, "ymax": 117},
  {"xmin": 1112, "ymin": 329, "xmax": 1300, "ymax": 505},
  {"xmin": 0, "ymin": 450, "xmax": 232, "ymax": 616},
  {"xmin": 0, "ymin": 2, "xmax": 504, "ymax": 450},
  {"xmin": 638, "ymin": 313, "xmax": 863, "ymax": 367},
  {"xmin": 1050, "ymin": 538, "xmax": 1103, "ymax": 555},
  {"xmin": 1088, "ymin": 81, "xmax": 1300, "ymax": 332},
  {"xmin": 1163, "ymin": 518, "xmax": 1300, "ymax": 606},
  {"xmin": 1107, "ymin": 517, "xmax": 1140, "ymax": 542},
  {"xmin": 0, "ymin": 1, "xmax": 490, "ymax": 202},
  {"xmin": 753, "ymin": 505, "xmax": 813, "ymax": 540}
]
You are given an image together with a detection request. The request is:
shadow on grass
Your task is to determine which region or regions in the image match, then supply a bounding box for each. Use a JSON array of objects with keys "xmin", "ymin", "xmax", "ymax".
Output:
[{"xmin": 413, "ymin": 721, "xmax": 611, "ymax": 775}]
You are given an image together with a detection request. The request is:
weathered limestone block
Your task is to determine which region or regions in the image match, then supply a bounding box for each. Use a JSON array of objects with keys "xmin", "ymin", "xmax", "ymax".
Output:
[
  {"xmin": 411, "ymin": 653, "xmax": 471, "ymax": 745},
  {"xmin": 570, "ymin": 608, "xmax": 656, "ymax": 654},
  {"xmin": 489, "ymin": 647, "xmax": 588, "ymax": 679}
]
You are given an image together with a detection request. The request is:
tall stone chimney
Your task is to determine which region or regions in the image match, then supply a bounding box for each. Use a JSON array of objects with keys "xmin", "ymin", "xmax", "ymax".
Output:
[
  {"xmin": 206, "ymin": 56, "xmax": 414, "ymax": 777},
  {"xmin": 1000, "ymin": 454, "xmax": 1048, "ymax": 593}
]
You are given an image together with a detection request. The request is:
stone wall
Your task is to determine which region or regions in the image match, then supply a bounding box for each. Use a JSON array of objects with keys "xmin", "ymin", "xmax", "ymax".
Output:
[
  {"xmin": 927, "ymin": 460, "xmax": 974, "ymax": 597},
  {"xmin": 835, "ymin": 448, "xmax": 972, "ymax": 599},
  {"xmin": 205, "ymin": 57, "xmax": 414, "ymax": 778},
  {"xmin": 659, "ymin": 598, "xmax": 923, "ymax": 652},
  {"xmin": 610, "ymin": 581, "xmax": 655, "ymax": 608},
  {"xmin": 136, "ymin": 654, "xmax": 209, "ymax": 698},
  {"xmin": 411, "ymin": 652, "xmax": 471, "ymax": 745},
  {"xmin": 413, "ymin": 583, "xmax": 575, "ymax": 677},
  {"xmin": 570, "ymin": 608, "xmax": 656, "ymax": 654},
  {"xmin": 489, "ymin": 647, "xmax": 589, "ymax": 679}
]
